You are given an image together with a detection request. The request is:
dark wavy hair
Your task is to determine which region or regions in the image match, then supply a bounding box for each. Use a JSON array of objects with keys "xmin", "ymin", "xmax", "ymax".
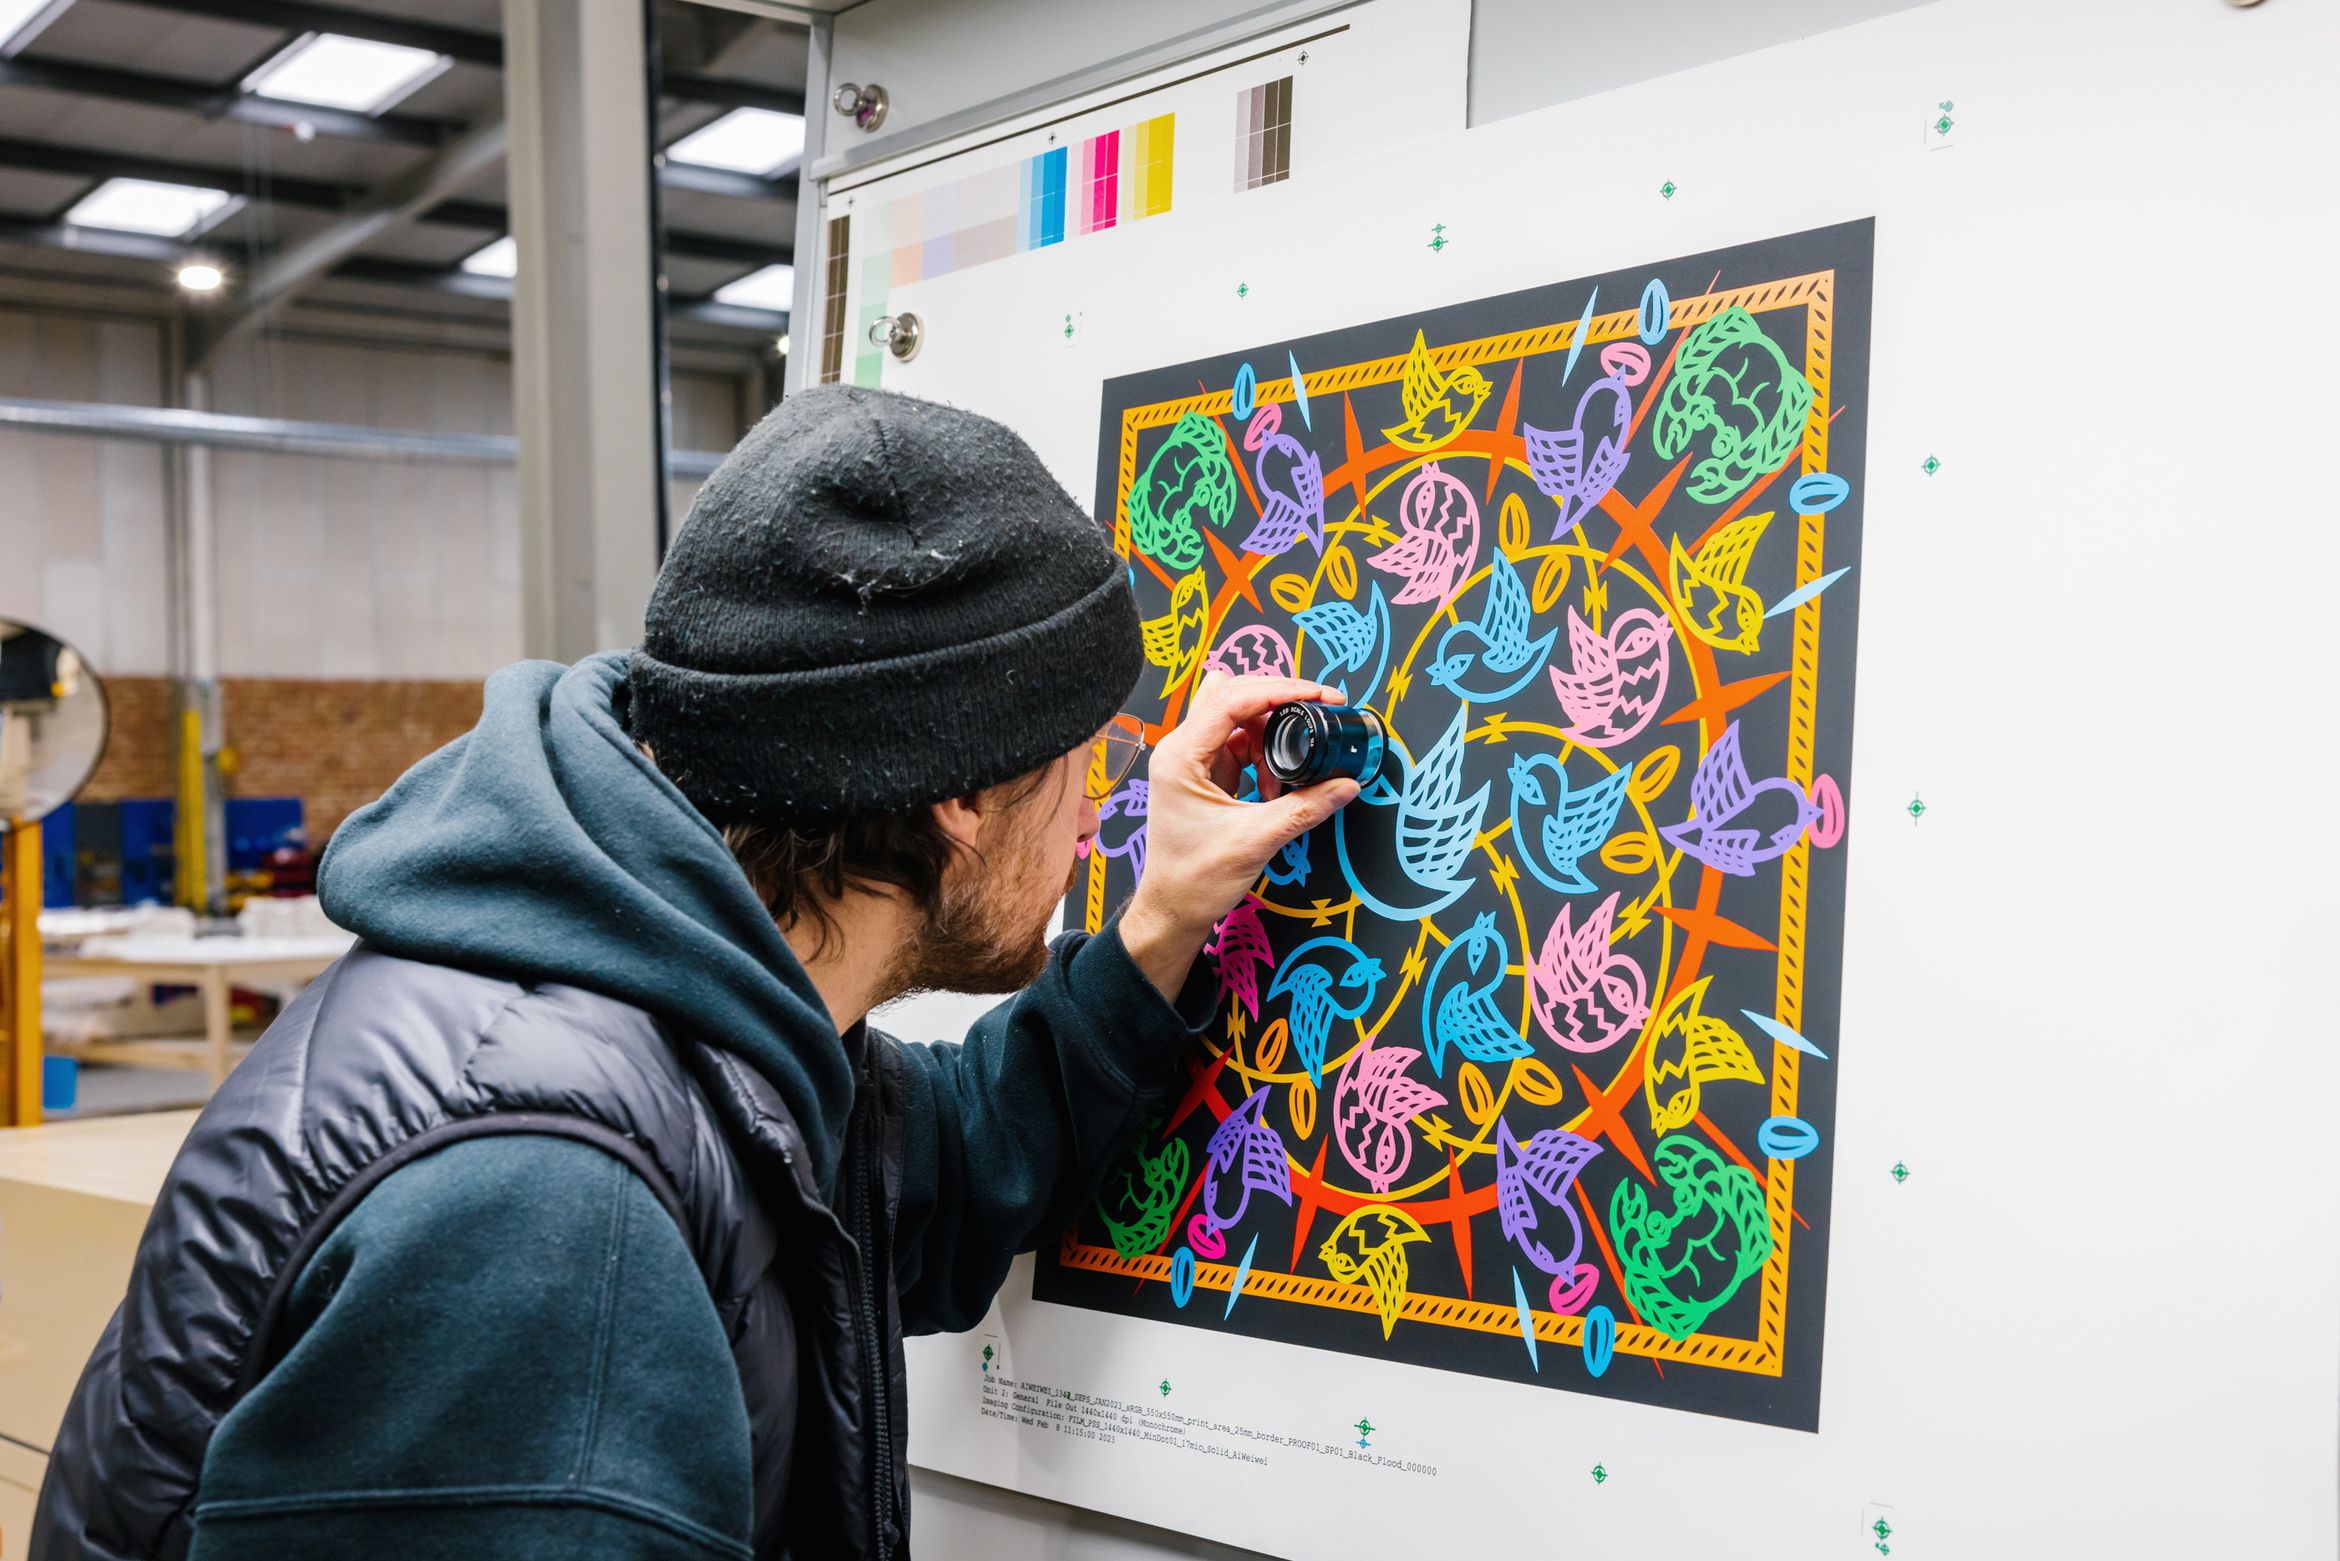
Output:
[{"xmin": 711, "ymin": 765, "xmax": 1061, "ymax": 954}]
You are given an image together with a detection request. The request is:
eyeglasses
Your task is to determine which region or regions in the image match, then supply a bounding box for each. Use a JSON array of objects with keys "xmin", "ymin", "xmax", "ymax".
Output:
[{"xmin": 1087, "ymin": 714, "xmax": 1147, "ymax": 803}]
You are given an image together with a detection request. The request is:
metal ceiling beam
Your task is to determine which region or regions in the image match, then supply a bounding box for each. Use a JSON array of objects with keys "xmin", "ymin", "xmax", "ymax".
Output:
[
  {"xmin": 0, "ymin": 133, "xmax": 352, "ymax": 209},
  {"xmin": 0, "ymin": 53, "xmax": 459, "ymax": 148},
  {"xmin": 126, "ymin": 0, "xmax": 808, "ymax": 115},
  {"xmin": 132, "ymin": 0, "xmax": 503, "ymax": 66},
  {"xmin": 0, "ymin": 214, "xmax": 189, "ymax": 262},
  {"xmin": 0, "ymin": 394, "xmax": 727, "ymax": 477},
  {"xmin": 424, "ymin": 199, "xmax": 789, "ymax": 264},
  {"xmin": 0, "ymin": 140, "xmax": 792, "ymax": 266},
  {"xmin": 0, "ymin": 196, "xmax": 787, "ymax": 274},
  {"xmin": 662, "ymin": 70, "xmax": 805, "ymax": 117},
  {"xmin": 0, "ymin": 132, "xmax": 790, "ymax": 218},
  {"xmin": 330, "ymin": 258, "xmax": 786, "ymax": 333},
  {"xmin": 192, "ymin": 116, "xmax": 509, "ymax": 368}
]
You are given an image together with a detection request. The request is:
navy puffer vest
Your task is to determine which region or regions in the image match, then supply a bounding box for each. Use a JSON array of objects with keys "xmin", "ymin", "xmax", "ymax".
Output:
[{"xmin": 30, "ymin": 946, "xmax": 913, "ymax": 1561}]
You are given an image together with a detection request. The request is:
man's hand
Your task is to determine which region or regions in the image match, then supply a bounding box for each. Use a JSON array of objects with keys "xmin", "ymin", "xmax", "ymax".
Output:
[{"xmin": 1117, "ymin": 673, "xmax": 1362, "ymax": 999}]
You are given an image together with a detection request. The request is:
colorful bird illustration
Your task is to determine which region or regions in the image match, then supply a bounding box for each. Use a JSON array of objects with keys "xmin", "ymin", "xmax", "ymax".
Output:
[
  {"xmin": 1549, "ymin": 607, "xmax": 1673, "ymax": 749},
  {"xmin": 1506, "ymin": 751, "xmax": 1630, "ymax": 896},
  {"xmin": 1266, "ymin": 936, "xmax": 1385, "ymax": 1089},
  {"xmin": 1658, "ymin": 719, "xmax": 1823, "ymax": 877},
  {"xmin": 1095, "ymin": 1136, "xmax": 1190, "ymax": 1260},
  {"xmin": 1293, "ymin": 581, "xmax": 1390, "ymax": 709},
  {"xmin": 1649, "ymin": 306, "xmax": 1814, "ymax": 506},
  {"xmin": 1494, "ymin": 1117, "xmax": 1603, "ymax": 1277},
  {"xmin": 1336, "ymin": 703, "xmax": 1491, "ymax": 920},
  {"xmin": 1666, "ymin": 510, "xmax": 1770, "ymax": 655},
  {"xmin": 1204, "ymin": 622, "xmax": 1294, "ymax": 682},
  {"xmin": 1140, "ymin": 568, "xmax": 1210, "ymax": 697},
  {"xmin": 1424, "ymin": 550, "xmax": 1559, "ymax": 701},
  {"xmin": 1238, "ymin": 402, "xmax": 1325, "ymax": 557},
  {"xmin": 1367, "ymin": 463, "xmax": 1481, "ymax": 608},
  {"xmin": 1265, "ymin": 831, "xmax": 1311, "ymax": 887},
  {"xmin": 1319, "ymin": 1205, "xmax": 1432, "ymax": 1339},
  {"xmin": 1422, "ymin": 910, "xmax": 1529, "ymax": 1078},
  {"xmin": 1128, "ymin": 411, "xmax": 1238, "ymax": 571},
  {"xmin": 1200, "ymin": 1085, "xmax": 1294, "ymax": 1235},
  {"xmin": 1641, "ymin": 976, "xmax": 1763, "ymax": 1134},
  {"xmin": 1331, "ymin": 1034, "xmax": 1446, "ymax": 1195},
  {"xmin": 1206, "ymin": 896, "xmax": 1275, "ymax": 1022},
  {"xmin": 1094, "ymin": 778, "xmax": 1148, "ymax": 884},
  {"xmin": 1529, "ymin": 891, "xmax": 1650, "ymax": 1055},
  {"xmin": 1609, "ymin": 1133, "xmax": 1772, "ymax": 1340},
  {"xmin": 1522, "ymin": 374, "xmax": 1633, "ymax": 536},
  {"xmin": 1381, "ymin": 330, "xmax": 1491, "ymax": 454}
]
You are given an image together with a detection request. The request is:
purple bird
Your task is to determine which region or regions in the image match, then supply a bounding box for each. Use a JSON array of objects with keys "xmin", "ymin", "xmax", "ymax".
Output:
[
  {"xmin": 1523, "ymin": 375, "xmax": 1633, "ymax": 537},
  {"xmin": 1237, "ymin": 403, "xmax": 1325, "ymax": 557},
  {"xmin": 1095, "ymin": 778, "xmax": 1148, "ymax": 884},
  {"xmin": 1658, "ymin": 721, "xmax": 1823, "ymax": 877}
]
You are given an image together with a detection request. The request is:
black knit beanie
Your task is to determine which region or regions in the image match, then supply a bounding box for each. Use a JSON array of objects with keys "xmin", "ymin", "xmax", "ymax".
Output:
[{"xmin": 628, "ymin": 384, "xmax": 1143, "ymax": 826}]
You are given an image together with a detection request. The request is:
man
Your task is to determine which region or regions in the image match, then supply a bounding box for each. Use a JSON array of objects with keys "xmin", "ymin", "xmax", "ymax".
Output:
[{"xmin": 32, "ymin": 386, "xmax": 1359, "ymax": 1560}]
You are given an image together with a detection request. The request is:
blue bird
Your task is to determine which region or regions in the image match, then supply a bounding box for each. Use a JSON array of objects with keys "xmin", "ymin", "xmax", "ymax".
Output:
[
  {"xmin": 1506, "ymin": 752, "xmax": 1629, "ymax": 896},
  {"xmin": 1423, "ymin": 911, "xmax": 1530, "ymax": 1077},
  {"xmin": 1266, "ymin": 935, "xmax": 1384, "ymax": 1088},
  {"xmin": 1337, "ymin": 703, "xmax": 1490, "ymax": 921},
  {"xmin": 1294, "ymin": 581, "xmax": 1391, "ymax": 710},
  {"xmin": 1424, "ymin": 550, "xmax": 1559, "ymax": 701}
]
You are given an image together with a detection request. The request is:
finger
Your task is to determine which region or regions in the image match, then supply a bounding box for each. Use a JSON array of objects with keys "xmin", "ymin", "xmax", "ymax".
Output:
[
  {"xmin": 1243, "ymin": 775, "xmax": 1361, "ymax": 852},
  {"xmin": 1209, "ymin": 729, "xmax": 1247, "ymax": 795},
  {"xmin": 1174, "ymin": 674, "xmax": 1343, "ymax": 755}
]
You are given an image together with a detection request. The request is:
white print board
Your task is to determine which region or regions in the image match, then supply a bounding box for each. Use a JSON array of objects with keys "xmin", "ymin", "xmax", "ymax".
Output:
[{"xmin": 851, "ymin": 0, "xmax": 2340, "ymax": 1555}]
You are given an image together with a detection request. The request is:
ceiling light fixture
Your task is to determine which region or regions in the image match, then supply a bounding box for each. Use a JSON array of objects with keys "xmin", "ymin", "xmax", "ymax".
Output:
[
  {"xmin": 176, "ymin": 263, "xmax": 225, "ymax": 293},
  {"xmin": 244, "ymin": 32, "xmax": 448, "ymax": 114},
  {"xmin": 458, "ymin": 235, "xmax": 517, "ymax": 278},
  {"xmin": 64, "ymin": 178, "xmax": 236, "ymax": 237},
  {"xmin": 667, "ymin": 108, "xmax": 805, "ymax": 176},
  {"xmin": 713, "ymin": 264, "xmax": 794, "ymax": 312},
  {"xmin": 0, "ymin": 0, "xmax": 72, "ymax": 56}
]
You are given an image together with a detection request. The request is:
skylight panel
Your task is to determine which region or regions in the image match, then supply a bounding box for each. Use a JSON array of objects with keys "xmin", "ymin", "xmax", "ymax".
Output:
[
  {"xmin": 245, "ymin": 33, "xmax": 448, "ymax": 114},
  {"xmin": 458, "ymin": 236, "xmax": 517, "ymax": 278},
  {"xmin": 667, "ymin": 108, "xmax": 805, "ymax": 177},
  {"xmin": 64, "ymin": 179, "xmax": 235, "ymax": 237},
  {"xmin": 712, "ymin": 264, "xmax": 794, "ymax": 312}
]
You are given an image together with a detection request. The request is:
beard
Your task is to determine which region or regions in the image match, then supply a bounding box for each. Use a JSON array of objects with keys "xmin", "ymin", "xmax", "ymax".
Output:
[{"xmin": 876, "ymin": 849, "xmax": 1055, "ymax": 1003}]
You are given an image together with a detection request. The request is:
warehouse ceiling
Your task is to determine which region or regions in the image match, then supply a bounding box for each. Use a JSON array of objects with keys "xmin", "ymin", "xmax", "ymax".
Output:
[{"xmin": 0, "ymin": 0, "xmax": 809, "ymax": 372}]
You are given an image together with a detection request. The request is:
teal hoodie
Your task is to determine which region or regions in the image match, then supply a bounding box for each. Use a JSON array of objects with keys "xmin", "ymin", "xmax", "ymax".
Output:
[
  {"xmin": 317, "ymin": 652, "xmax": 858, "ymax": 1192},
  {"xmin": 185, "ymin": 654, "xmax": 1212, "ymax": 1560}
]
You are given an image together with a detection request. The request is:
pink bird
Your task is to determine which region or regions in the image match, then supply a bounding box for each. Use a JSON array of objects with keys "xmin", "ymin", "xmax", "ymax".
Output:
[
  {"xmin": 1206, "ymin": 895, "xmax": 1275, "ymax": 1021},
  {"xmin": 1529, "ymin": 891, "xmax": 1651, "ymax": 1055},
  {"xmin": 1366, "ymin": 462, "xmax": 1480, "ymax": 608},
  {"xmin": 1204, "ymin": 623, "xmax": 1295, "ymax": 682},
  {"xmin": 1331, "ymin": 1033, "xmax": 1447, "ymax": 1195},
  {"xmin": 1549, "ymin": 606, "xmax": 1673, "ymax": 749}
]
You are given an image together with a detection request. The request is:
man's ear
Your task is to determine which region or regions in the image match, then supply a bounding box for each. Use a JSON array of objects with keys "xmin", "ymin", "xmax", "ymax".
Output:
[{"xmin": 929, "ymin": 792, "xmax": 987, "ymax": 854}]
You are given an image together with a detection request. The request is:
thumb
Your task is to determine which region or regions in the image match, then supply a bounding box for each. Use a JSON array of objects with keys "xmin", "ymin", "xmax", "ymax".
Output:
[{"xmin": 1246, "ymin": 776, "xmax": 1360, "ymax": 855}]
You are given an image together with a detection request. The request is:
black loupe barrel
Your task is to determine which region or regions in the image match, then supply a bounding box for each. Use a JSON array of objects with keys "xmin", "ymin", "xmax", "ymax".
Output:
[{"xmin": 1261, "ymin": 702, "xmax": 1388, "ymax": 789}]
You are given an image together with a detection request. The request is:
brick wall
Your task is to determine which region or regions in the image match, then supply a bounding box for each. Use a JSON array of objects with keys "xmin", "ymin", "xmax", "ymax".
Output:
[
  {"xmin": 81, "ymin": 675, "xmax": 174, "ymax": 802},
  {"xmin": 81, "ymin": 676, "xmax": 483, "ymax": 845}
]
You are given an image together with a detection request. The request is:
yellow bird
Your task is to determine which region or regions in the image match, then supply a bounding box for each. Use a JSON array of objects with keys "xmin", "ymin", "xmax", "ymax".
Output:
[
  {"xmin": 1140, "ymin": 569, "xmax": 1210, "ymax": 697},
  {"xmin": 1667, "ymin": 510, "xmax": 1771, "ymax": 655},
  {"xmin": 1320, "ymin": 1205, "xmax": 1431, "ymax": 1339},
  {"xmin": 1382, "ymin": 330, "xmax": 1492, "ymax": 454}
]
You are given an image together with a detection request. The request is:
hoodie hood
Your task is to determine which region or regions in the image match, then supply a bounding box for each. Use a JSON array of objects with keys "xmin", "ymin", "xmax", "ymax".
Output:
[{"xmin": 318, "ymin": 652, "xmax": 855, "ymax": 1195}]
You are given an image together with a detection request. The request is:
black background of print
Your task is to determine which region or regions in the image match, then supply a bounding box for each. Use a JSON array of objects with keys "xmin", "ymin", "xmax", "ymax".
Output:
[{"xmin": 1033, "ymin": 220, "xmax": 1872, "ymax": 1433}]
